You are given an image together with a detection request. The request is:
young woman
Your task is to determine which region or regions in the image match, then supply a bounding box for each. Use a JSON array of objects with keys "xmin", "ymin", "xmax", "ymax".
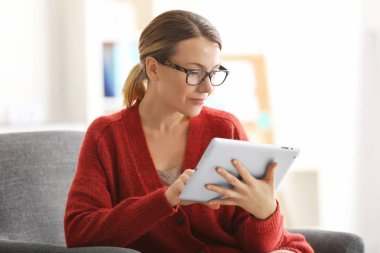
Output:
[{"xmin": 64, "ymin": 10, "xmax": 313, "ymax": 253}]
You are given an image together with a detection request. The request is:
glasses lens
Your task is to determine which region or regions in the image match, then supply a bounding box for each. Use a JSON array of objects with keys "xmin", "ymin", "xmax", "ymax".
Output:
[
  {"xmin": 186, "ymin": 70, "xmax": 228, "ymax": 86},
  {"xmin": 210, "ymin": 71, "xmax": 228, "ymax": 86},
  {"xmin": 187, "ymin": 71, "xmax": 205, "ymax": 85}
]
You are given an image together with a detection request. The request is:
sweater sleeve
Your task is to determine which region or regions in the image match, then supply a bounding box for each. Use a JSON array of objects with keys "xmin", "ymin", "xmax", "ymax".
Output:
[
  {"xmin": 229, "ymin": 114, "xmax": 314, "ymax": 252},
  {"xmin": 233, "ymin": 203, "xmax": 313, "ymax": 253},
  {"xmin": 64, "ymin": 124, "xmax": 176, "ymax": 248}
]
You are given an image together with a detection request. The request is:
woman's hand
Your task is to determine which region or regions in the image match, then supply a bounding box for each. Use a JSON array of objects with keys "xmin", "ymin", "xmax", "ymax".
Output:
[
  {"xmin": 206, "ymin": 160, "xmax": 278, "ymax": 219},
  {"xmin": 165, "ymin": 169, "xmax": 220, "ymax": 210}
]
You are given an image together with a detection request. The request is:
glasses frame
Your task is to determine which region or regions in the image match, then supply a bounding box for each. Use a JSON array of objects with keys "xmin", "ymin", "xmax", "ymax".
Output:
[{"xmin": 160, "ymin": 59, "xmax": 229, "ymax": 86}]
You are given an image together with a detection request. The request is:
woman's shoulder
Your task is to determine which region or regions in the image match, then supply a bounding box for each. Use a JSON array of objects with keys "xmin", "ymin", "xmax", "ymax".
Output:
[
  {"xmin": 86, "ymin": 108, "xmax": 129, "ymax": 139},
  {"xmin": 201, "ymin": 106, "xmax": 241, "ymax": 126},
  {"xmin": 200, "ymin": 106, "xmax": 247, "ymax": 140}
]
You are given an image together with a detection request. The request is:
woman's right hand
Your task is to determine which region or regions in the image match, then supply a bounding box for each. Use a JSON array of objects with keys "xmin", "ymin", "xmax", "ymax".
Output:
[
  {"xmin": 165, "ymin": 169, "xmax": 194, "ymax": 207},
  {"xmin": 165, "ymin": 169, "xmax": 220, "ymax": 209}
]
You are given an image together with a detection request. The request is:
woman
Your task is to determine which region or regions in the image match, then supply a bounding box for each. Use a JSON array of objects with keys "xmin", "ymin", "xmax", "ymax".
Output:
[{"xmin": 64, "ymin": 10, "xmax": 313, "ymax": 253}]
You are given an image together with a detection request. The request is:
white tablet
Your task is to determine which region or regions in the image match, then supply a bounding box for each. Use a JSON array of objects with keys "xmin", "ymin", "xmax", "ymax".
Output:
[{"xmin": 179, "ymin": 138, "xmax": 300, "ymax": 202}]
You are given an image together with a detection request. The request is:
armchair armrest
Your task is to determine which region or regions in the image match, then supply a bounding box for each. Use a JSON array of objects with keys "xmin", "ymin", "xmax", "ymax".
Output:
[
  {"xmin": 0, "ymin": 238, "xmax": 140, "ymax": 253},
  {"xmin": 288, "ymin": 228, "xmax": 365, "ymax": 253}
]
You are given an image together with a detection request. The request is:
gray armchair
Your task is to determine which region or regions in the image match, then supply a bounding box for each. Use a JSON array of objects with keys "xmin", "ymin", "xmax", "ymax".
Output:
[{"xmin": 0, "ymin": 131, "xmax": 365, "ymax": 253}]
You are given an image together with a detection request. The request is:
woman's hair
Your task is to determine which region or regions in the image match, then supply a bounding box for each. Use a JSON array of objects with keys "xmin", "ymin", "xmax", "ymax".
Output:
[{"xmin": 122, "ymin": 10, "xmax": 222, "ymax": 107}]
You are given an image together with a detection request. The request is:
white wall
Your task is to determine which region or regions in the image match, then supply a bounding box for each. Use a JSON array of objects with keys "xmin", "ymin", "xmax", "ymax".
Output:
[
  {"xmin": 0, "ymin": 0, "xmax": 88, "ymax": 125},
  {"xmin": 0, "ymin": 0, "xmax": 51, "ymax": 124},
  {"xmin": 354, "ymin": 0, "xmax": 380, "ymax": 251},
  {"xmin": 356, "ymin": 31, "xmax": 380, "ymax": 252}
]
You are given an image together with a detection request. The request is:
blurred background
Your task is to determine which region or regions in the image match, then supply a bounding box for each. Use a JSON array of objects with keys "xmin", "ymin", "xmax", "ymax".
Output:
[{"xmin": 0, "ymin": 0, "xmax": 379, "ymax": 251}]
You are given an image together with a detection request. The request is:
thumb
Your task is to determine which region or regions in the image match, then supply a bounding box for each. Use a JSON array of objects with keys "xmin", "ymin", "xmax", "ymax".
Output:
[
  {"xmin": 264, "ymin": 162, "xmax": 277, "ymax": 183},
  {"xmin": 209, "ymin": 203, "xmax": 220, "ymax": 209},
  {"xmin": 204, "ymin": 202, "xmax": 220, "ymax": 209}
]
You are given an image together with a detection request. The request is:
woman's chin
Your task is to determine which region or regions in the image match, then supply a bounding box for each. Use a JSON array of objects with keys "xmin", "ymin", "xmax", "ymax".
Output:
[{"xmin": 185, "ymin": 105, "xmax": 203, "ymax": 117}]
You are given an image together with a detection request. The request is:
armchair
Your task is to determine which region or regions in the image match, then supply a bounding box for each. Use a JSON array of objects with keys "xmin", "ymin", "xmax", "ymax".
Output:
[{"xmin": 0, "ymin": 131, "xmax": 364, "ymax": 253}]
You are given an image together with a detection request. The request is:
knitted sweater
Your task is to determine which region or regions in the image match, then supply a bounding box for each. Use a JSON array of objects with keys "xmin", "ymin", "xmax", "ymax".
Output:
[{"xmin": 64, "ymin": 104, "xmax": 313, "ymax": 253}]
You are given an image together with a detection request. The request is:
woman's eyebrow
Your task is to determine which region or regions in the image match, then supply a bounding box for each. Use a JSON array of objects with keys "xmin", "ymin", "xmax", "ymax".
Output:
[{"xmin": 187, "ymin": 62, "xmax": 221, "ymax": 70}]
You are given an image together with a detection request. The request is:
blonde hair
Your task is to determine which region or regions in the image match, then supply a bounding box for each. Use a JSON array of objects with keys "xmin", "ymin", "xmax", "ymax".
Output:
[{"xmin": 122, "ymin": 10, "xmax": 222, "ymax": 107}]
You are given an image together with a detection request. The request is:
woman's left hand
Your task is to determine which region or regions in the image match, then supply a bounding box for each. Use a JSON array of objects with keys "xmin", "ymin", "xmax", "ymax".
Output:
[{"xmin": 206, "ymin": 160, "xmax": 278, "ymax": 220}]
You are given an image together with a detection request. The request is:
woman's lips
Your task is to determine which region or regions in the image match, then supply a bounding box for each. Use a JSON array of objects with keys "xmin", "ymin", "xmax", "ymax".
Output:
[{"xmin": 190, "ymin": 98, "xmax": 206, "ymax": 105}]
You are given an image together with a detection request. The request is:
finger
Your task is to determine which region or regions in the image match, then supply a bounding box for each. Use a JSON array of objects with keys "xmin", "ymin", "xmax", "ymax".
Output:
[
  {"xmin": 215, "ymin": 167, "xmax": 244, "ymax": 188},
  {"xmin": 231, "ymin": 159, "xmax": 252, "ymax": 182},
  {"xmin": 183, "ymin": 169, "xmax": 195, "ymax": 176},
  {"xmin": 264, "ymin": 162, "xmax": 278, "ymax": 183},
  {"xmin": 177, "ymin": 175, "xmax": 189, "ymax": 186},
  {"xmin": 205, "ymin": 183, "xmax": 239, "ymax": 199},
  {"xmin": 176, "ymin": 179, "xmax": 187, "ymax": 192},
  {"xmin": 204, "ymin": 202, "xmax": 220, "ymax": 209},
  {"xmin": 209, "ymin": 198, "xmax": 237, "ymax": 206},
  {"xmin": 180, "ymin": 170, "xmax": 194, "ymax": 182},
  {"xmin": 176, "ymin": 170, "xmax": 195, "ymax": 192}
]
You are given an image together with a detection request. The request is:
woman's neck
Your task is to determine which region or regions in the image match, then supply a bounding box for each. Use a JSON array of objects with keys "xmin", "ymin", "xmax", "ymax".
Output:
[{"xmin": 138, "ymin": 93, "xmax": 189, "ymax": 133}]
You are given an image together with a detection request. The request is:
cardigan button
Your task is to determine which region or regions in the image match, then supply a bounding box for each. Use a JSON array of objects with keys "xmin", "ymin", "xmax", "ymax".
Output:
[{"xmin": 175, "ymin": 216, "xmax": 186, "ymax": 226}]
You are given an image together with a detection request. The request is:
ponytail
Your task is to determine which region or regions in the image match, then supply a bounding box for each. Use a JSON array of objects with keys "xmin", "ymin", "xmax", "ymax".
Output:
[{"xmin": 122, "ymin": 64, "xmax": 146, "ymax": 108}]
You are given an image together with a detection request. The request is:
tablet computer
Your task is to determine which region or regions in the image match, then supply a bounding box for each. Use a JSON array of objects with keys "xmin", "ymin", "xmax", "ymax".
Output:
[{"xmin": 179, "ymin": 137, "xmax": 300, "ymax": 202}]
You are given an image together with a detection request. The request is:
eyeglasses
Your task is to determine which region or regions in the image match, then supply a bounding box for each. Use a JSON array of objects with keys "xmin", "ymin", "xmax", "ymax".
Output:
[{"xmin": 160, "ymin": 60, "xmax": 229, "ymax": 86}]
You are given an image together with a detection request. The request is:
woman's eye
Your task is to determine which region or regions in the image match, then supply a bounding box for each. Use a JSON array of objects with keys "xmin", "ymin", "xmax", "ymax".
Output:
[{"xmin": 189, "ymin": 70, "xmax": 202, "ymax": 76}]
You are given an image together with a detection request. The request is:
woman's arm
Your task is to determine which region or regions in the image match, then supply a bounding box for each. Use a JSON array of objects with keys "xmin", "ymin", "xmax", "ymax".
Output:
[
  {"xmin": 232, "ymin": 205, "xmax": 313, "ymax": 253},
  {"xmin": 64, "ymin": 129, "xmax": 176, "ymax": 248}
]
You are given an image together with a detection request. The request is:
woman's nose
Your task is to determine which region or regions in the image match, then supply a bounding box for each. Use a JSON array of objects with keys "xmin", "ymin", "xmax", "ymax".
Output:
[{"xmin": 197, "ymin": 76, "xmax": 213, "ymax": 93}]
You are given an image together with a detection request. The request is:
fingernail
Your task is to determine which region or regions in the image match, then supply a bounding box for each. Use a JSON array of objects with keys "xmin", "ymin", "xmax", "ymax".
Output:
[{"xmin": 232, "ymin": 159, "xmax": 238, "ymax": 165}]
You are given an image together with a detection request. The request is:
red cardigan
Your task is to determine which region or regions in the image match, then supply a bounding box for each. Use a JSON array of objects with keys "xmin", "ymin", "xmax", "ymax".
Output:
[{"xmin": 64, "ymin": 104, "xmax": 313, "ymax": 253}]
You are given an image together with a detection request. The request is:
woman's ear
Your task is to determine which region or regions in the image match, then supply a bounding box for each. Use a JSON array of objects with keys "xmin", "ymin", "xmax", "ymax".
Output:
[{"xmin": 145, "ymin": 56, "xmax": 160, "ymax": 81}]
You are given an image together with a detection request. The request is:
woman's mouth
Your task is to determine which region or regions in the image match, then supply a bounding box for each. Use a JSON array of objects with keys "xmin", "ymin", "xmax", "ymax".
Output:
[{"xmin": 190, "ymin": 98, "xmax": 206, "ymax": 105}]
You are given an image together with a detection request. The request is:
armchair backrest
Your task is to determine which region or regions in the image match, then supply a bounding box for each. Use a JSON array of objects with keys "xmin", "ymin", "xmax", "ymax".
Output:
[{"xmin": 0, "ymin": 131, "xmax": 84, "ymax": 246}]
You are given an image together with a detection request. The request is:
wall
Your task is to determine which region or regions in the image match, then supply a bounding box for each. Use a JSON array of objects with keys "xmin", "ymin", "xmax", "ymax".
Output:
[
  {"xmin": 354, "ymin": 0, "xmax": 380, "ymax": 251},
  {"xmin": 0, "ymin": 0, "xmax": 51, "ymax": 124},
  {"xmin": 0, "ymin": 0, "xmax": 88, "ymax": 125}
]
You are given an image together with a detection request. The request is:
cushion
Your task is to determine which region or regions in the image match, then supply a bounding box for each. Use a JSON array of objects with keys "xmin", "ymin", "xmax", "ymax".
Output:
[{"xmin": 0, "ymin": 131, "xmax": 84, "ymax": 246}]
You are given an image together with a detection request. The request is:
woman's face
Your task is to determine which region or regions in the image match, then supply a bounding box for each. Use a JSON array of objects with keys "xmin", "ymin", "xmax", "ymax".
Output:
[{"xmin": 155, "ymin": 36, "xmax": 221, "ymax": 117}]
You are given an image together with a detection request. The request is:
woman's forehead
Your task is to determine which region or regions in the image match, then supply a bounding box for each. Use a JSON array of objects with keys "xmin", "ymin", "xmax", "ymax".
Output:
[{"xmin": 171, "ymin": 37, "xmax": 221, "ymax": 66}]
